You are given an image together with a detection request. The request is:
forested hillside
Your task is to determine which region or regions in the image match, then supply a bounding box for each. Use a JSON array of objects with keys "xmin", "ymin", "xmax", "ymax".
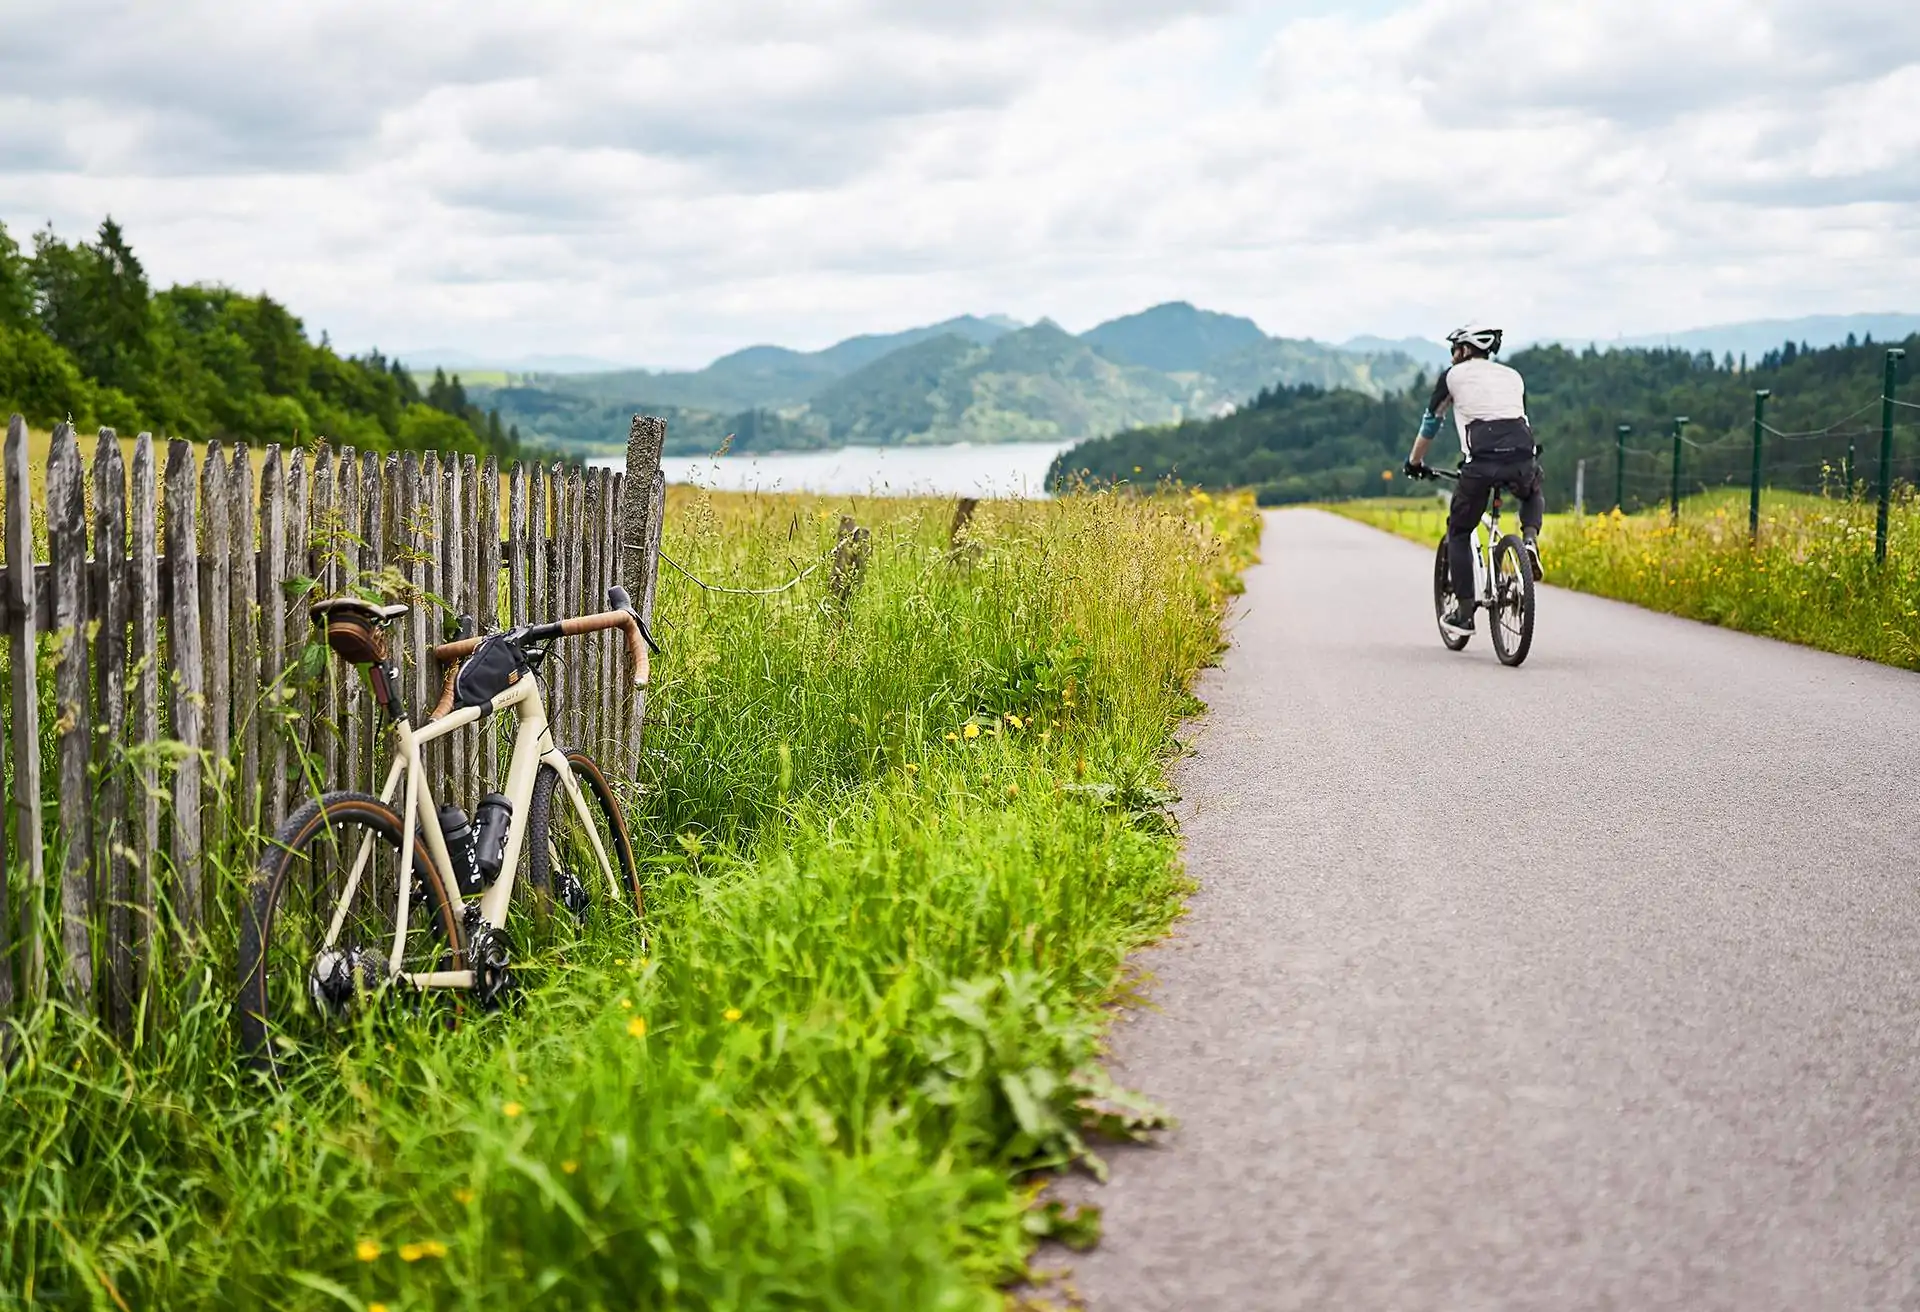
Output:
[
  {"xmin": 1053, "ymin": 336, "xmax": 1920, "ymax": 508},
  {"xmin": 476, "ymin": 303, "xmax": 1423, "ymax": 455},
  {"xmin": 0, "ymin": 216, "xmax": 529, "ymax": 457}
]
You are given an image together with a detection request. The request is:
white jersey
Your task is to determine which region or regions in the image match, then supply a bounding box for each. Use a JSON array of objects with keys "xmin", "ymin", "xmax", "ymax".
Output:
[{"xmin": 1424, "ymin": 358, "xmax": 1530, "ymax": 456}]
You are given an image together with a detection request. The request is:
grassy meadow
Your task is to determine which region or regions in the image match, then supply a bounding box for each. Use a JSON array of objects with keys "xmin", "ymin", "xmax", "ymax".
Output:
[
  {"xmin": 1332, "ymin": 487, "xmax": 1920, "ymax": 668},
  {"xmin": 0, "ymin": 485, "xmax": 1257, "ymax": 1310}
]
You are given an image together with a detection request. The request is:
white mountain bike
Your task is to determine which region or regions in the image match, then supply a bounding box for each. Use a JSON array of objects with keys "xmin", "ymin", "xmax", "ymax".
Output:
[
  {"xmin": 1426, "ymin": 468, "xmax": 1536, "ymax": 667},
  {"xmin": 239, "ymin": 586, "xmax": 658, "ymax": 1077}
]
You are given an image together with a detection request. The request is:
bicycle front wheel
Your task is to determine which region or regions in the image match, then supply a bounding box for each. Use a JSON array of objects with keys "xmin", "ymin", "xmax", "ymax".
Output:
[
  {"xmin": 1433, "ymin": 539, "xmax": 1470, "ymax": 651},
  {"xmin": 526, "ymin": 749, "xmax": 642, "ymax": 942},
  {"xmin": 239, "ymin": 792, "xmax": 461, "ymax": 1079},
  {"xmin": 1490, "ymin": 535, "xmax": 1536, "ymax": 667}
]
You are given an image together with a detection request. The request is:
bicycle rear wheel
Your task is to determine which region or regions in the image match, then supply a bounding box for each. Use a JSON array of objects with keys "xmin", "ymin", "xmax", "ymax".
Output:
[
  {"xmin": 1490, "ymin": 535, "xmax": 1536, "ymax": 667},
  {"xmin": 1433, "ymin": 539, "xmax": 1470, "ymax": 651},
  {"xmin": 239, "ymin": 792, "xmax": 461, "ymax": 1079},
  {"xmin": 525, "ymin": 748, "xmax": 642, "ymax": 947}
]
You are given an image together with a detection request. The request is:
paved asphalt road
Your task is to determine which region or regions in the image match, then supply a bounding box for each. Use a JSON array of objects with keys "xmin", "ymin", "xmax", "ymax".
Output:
[{"xmin": 1055, "ymin": 509, "xmax": 1920, "ymax": 1311}]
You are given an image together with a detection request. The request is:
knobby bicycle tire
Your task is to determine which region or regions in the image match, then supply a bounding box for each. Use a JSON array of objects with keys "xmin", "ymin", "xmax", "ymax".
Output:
[
  {"xmin": 238, "ymin": 791, "xmax": 460, "ymax": 1080},
  {"xmin": 1490, "ymin": 535, "xmax": 1536, "ymax": 667},
  {"xmin": 528, "ymin": 748, "xmax": 643, "ymax": 924}
]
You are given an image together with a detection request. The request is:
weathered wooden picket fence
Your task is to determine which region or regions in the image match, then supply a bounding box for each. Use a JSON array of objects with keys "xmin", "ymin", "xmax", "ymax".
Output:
[{"xmin": 0, "ymin": 412, "xmax": 668, "ymax": 1033}]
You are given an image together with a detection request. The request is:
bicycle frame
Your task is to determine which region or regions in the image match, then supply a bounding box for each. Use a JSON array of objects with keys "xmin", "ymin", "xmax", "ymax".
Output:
[
  {"xmin": 1465, "ymin": 490, "xmax": 1508, "ymax": 606},
  {"xmin": 321, "ymin": 671, "xmax": 617, "ymax": 991}
]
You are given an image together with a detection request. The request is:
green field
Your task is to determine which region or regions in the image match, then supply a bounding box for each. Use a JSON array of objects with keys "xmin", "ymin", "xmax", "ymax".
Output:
[
  {"xmin": 1331, "ymin": 487, "xmax": 1920, "ymax": 669},
  {"xmin": 1, "ymin": 486, "xmax": 1258, "ymax": 1309}
]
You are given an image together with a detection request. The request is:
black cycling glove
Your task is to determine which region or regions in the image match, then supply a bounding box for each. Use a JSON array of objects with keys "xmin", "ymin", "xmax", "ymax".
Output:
[{"xmin": 1403, "ymin": 459, "xmax": 1428, "ymax": 480}]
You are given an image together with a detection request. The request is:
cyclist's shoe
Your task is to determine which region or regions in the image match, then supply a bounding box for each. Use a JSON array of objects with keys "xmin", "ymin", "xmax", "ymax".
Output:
[
  {"xmin": 1442, "ymin": 600, "xmax": 1476, "ymax": 634},
  {"xmin": 1524, "ymin": 540, "xmax": 1545, "ymax": 582}
]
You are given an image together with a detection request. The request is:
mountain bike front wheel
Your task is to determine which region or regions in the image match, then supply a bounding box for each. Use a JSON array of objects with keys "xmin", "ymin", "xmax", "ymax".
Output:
[
  {"xmin": 1433, "ymin": 539, "xmax": 1470, "ymax": 651},
  {"xmin": 1490, "ymin": 535, "xmax": 1536, "ymax": 667},
  {"xmin": 526, "ymin": 748, "xmax": 642, "ymax": 941},
  {"xmin": 239, "ymin": 792, "xmax": 462, "ymax": 1080}
]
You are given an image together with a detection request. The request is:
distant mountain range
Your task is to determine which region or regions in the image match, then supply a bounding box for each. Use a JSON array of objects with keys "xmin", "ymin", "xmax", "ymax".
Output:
[
  {"xmin": 457, "ymin": 307, "xmax": 1920, "ymax": 456},
  {"xmin": 473, "ymin": 303, "xmax": 1426, "ymax": 455}
]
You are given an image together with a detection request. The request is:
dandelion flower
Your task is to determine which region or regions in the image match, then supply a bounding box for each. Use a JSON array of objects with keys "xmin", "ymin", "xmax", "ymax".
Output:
[
  {"xmin": 399, "ymin": 1243, "xmax": 426, "ymax": 1263},
  {"xmin": 356, "ymin": 1240, "xmax": 382, "ymax": 1263},
  {"xmin": 944, "ymin": 732, "xmax": 958, "ymax": 742},
  {"xmin": 1006, "ymin": 713, "xmax": 1024, "ymax": 729},
  {"xmin": 627, "ymin": 1016, "xmax": 648, "ymax": 1038},
  {"xmin": 618, "ymin": 997, "xmax": 632, "ymax": 1009},
  {"xmin": 453, "ymin": 1188, "xmax": 475, "ymax": 1206},
  {"xmin": 724, "ymin": 1007, "xmax": 743, "ymax": 1022},
  {"xmin": 904, "ymin": 763, "xmax": 919, "ymax": 774},
  {"xmin": 502, "ymin": 1100, "xmax": 523, "ymax": 1119},
  {"xmin": 562, "ymin": 1160, "xmax": 579, "ymax": 1175},
  {"xmin": 963, "ymin": 723, "xmax": 980, "ymax": 740},
  {"xmin": 370, "ymin": 1304, "xmax": 390, "ymax": 1312}
]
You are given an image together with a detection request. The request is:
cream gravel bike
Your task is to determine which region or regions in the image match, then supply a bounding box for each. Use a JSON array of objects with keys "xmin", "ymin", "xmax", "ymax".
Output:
[{"xmin": 239, "ymin": 586, "xmax": 658, "ymax": 1076}]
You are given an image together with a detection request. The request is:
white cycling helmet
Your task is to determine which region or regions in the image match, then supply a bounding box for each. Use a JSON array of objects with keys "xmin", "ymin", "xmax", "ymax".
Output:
[{"xmin": 1446, "ymin": 323, "xmax": 1503, "ymax": 357}]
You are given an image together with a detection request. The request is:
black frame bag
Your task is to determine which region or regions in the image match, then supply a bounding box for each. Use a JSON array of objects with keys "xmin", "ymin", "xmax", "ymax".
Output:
[{"xmin": 453, "ymin": 633, "xmax": 529, "ymax": 711}]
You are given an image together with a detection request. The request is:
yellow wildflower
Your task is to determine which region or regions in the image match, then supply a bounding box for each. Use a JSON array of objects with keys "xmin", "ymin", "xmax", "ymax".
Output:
[
  {"xmin": 627, "ymin": 1016, "xmax": 648, "ymax": 1038},
  {"xmin": 963, "ymin": 723, "xmax": 980, "ymax": 740},
  {"xmin": 618, "ymin": 997, "xmax": 632, "ymax": 1009},
  {"xmin": 355, "ymin": 1240, "xmax": 382, "ymax": 1263},
  {"xmin": 1005, "ymin": 713, "xmax": 1023, "ymax": 729},
  {"xmin": 562, "ymin": 1160, "xmax": 579, "ymax": 1175},
  {"xmin": 370, "ymin": 1304, "xmax": 390, "ymax": 1312},
  {"xmin": 453, "ymin": 1188, "xmax": 475, "ymax": 1205},
  {"xmin": 904, "ymin": 762, "xmax": 919, "ymax": 774},
  {"xmin": 944, "ymin": 732, "xmax": 958, "ymax": 742},
  {"xmin": 724, "ymin": 1007, "xmax": 743, "ymax": 1022},
  {"xmin": 502, "ymin": 1100, "xmax": 523, "ymax": 1119},
  {"xmin": 1006, "ymin": 783, "xmax": 1020, "ymax": 798}
]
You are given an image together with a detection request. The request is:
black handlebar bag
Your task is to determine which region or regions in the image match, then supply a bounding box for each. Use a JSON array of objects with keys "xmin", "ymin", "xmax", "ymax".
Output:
[{"xmin": 453, "ymin": 634, "xmax": 529, "ymax": 710}]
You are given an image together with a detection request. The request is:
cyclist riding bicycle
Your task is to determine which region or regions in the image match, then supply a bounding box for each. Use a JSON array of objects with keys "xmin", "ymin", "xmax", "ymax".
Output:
[{"xmin": 1403, "ymin": 323, "xmax": 1545, "ymax": 635}]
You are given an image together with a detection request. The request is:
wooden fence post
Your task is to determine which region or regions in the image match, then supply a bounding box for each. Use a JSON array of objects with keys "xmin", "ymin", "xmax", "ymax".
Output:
[
  {"xmin": 131, "ymin": 435, "xmax": 160, "ymax": 1003},
  {"xmin": 92, "ymin": 430, "xmax": 132, "ymax": 1030},
  {"xmin": 620, "ymin": 416, "xmax": 667, "ymax": 778},
  {"xmin": 3, "ymin": 415, "xmax": 41, "ymax": 1013},
  {"xmin": 166, "ymin": 441, "xmax": 205, "ymax": 942},
  {"xmin": 47, "ymin": 424, "xmax": 94, "ymax": 1006},
  {"xmin": 830, "ymin": 514, "xmax": 870, "ymax": 609}
]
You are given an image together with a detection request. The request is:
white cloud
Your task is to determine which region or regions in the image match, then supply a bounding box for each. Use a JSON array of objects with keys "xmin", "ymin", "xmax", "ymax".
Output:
[{"xmin": 1, "ymin": 0, "xmax": 1915, "ymax": 366}]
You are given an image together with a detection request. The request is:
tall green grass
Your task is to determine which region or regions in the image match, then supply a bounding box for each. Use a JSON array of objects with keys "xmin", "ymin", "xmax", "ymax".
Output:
[
  {"xmin": 1, "ymin": 486, "xmax": 1257, "ymax": 1310},
  {"xmin": 1332, "ymin": 488, "xmax": 1920, "ymax": 668}
]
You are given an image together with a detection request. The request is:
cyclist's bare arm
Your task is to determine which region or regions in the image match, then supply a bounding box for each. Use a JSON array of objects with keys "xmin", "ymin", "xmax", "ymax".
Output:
[{"xmin": 1407, "ymin": 369, "xmax": 1454, "ymax": 470}]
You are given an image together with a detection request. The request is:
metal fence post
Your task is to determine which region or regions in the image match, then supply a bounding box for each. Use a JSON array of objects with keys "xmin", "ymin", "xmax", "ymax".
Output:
[
  {"xmin": 1670, "ymin": 416, "xmax": 1688, "ymax": 523},
  {"xmin": 1575, "ymin": 459, "xmax": 1586, "ymax": 518},
  {"xmin": 1615, "ymin": 423, "xmax": 1629, "ymax": 511},
  {"xmin": 1750, "ymin": 390, "xmax": 1769, "ymax": 541},
  {"xmin": 1877, "ymin": 348, "xmax": 1906, "ymax": 563}
]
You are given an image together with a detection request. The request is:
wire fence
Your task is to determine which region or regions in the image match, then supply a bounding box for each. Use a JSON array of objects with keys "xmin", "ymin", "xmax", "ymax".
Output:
[{"xmin": 1597, "ymin": 348, "xmax": 1914, "ymax": 559}]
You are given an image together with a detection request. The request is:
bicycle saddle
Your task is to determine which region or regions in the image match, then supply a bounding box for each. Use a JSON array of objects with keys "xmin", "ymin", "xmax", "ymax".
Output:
[
  {"xmin": 311, "ymin": 598, "xmax": 410, "ymax": 666},
  {"xmin": 310, "ymin": 598, "xmax": 411, "ymax": 624}
]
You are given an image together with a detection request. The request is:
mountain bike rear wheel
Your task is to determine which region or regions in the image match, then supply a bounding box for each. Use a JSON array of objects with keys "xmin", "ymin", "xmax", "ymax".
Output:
[
  {"xmin": 1433, "ymin": 539, "xmax": 1470, "ymax": 651},
  {"xmin": 239, "ymin": 792, "xmax": 461, "ymax": 1080},
  {"xmin": 1490, "ymin": 535, "xmax": 1536, "ymax": 667},
  {"xmin": 526, "ymin": 748, "xmax": 642, "ymax": 945}
]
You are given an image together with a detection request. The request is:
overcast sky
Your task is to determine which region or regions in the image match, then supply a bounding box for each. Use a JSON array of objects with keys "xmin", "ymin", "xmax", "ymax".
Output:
[{"xmin": 4, "ymin": 0, "xmax": 1917, "ymax": 368}]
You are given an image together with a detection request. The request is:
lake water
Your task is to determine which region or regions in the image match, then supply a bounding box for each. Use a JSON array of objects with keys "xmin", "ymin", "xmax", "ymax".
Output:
[{"xmin": 590, "ymin": 440, "xmax": 1075, "ymax": 499}]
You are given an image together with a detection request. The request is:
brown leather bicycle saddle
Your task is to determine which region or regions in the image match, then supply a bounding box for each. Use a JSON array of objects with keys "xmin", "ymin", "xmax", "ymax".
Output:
[{"xmin": 310, "ymin": 598, "xmax": 410, "ymax": 665}]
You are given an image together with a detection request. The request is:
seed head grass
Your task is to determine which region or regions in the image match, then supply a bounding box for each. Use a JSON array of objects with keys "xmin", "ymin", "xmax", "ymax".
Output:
[{"xmin": 1, "ymin": 484, "xmax": 1258, "ymax": 1309}]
